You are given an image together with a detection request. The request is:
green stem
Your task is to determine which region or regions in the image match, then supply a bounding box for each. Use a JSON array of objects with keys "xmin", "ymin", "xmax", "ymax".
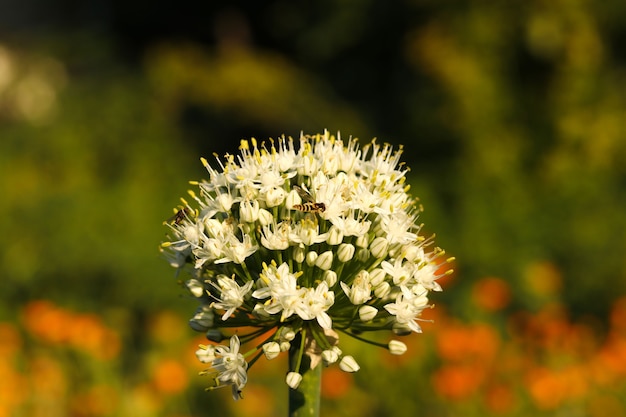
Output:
[{"xmin": 288, "ymin": 332, "xmax": 322, "ymax": 417}]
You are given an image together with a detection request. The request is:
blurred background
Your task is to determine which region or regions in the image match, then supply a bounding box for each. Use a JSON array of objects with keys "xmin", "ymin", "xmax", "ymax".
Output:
[{"xmin": 1, "ymin": 0, "xmax": 626, "ymax": 416}]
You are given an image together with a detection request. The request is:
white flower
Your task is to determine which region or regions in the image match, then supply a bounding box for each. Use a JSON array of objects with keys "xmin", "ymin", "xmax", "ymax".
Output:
[
  {"xmin": 260, "ymin": 221, "xmax": 291, "ymax": 250},
  {"xmin": 288, "ymin": 218, "xmax": 329, "ymax": 246},
  {"xmin": 163, "ymin": 132, "xmax": 450, "ymax": 398},
  {"xmin": 383, "ymin": 285, "xmax": 429, "ymax": 334},
  {"xmin": 210, "ymin": 336, "xmax": 248, "ymax": 400},
  {"xmin": 215, "ymin": 234, "xmax": 258, "ymax": 264},
  {"xmin": 196, "ymin": 344, "xmax": 216, "ymax": 363},
  {"xmin": 300, "ymin": 282, "xmax": 334, "ymax": 329},
  {"xmin": 381, "ymin": 258, "xmax": 415, "ymax": 287},
  {"xmin": 340, "ymin": 270, "xmax": 372, "ymax": 305},
  {"xmin": 210, "ymin": 275, "xmax": 254, "ymax": 320}
]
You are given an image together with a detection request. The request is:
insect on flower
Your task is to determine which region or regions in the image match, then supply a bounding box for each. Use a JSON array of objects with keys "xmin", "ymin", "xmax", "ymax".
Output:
[
  {"xmin": 167, "ymin": 207, "xmax": 191, "ymax": 225},
  {"xmin": 293, "ymin": 185, "xmax": 326, "ymax": 214}
]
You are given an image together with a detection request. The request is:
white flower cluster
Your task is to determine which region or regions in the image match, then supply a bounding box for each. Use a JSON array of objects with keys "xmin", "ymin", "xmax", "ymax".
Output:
[{"xmin": 162, "ymin": 131, "xmax": 452, "ymax": 399}]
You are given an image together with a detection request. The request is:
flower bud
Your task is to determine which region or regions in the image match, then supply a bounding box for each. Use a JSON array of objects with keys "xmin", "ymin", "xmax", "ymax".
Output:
[
  {"xmin": 374, "ymin": 281, "xmax": 391, "ymax": 298},
  {"xmin": 339, "ymin": 355, "xmax": 360, "ymax": 373},
  {"xmin": 293, "ymin": 245, "xmax": 306, "ymax": 263},
  {"xmin": 370, "ymin": 237, "xmax": 389, "ymax": 259},
  {"xmin": 327, "ymin": 225, "xmax": 344, "ymax": 245},
  {"xmin": 263, "ymin": 342, "xmax": 281, "ymax": 360},
  {"xmin": 265, "ymin": 186, "xmax": 286, "ymax": 207},
  {"xmin": 206, "ymin": 329, "xmax": 224, "ymax": 342},
  {"xmin": 355, "ymin": 234, "xmax": 369, "ymax": 248},
  {"xmin": 189, "ymin": 305, "xmax": 215, "ymax": 331},
  {"xmin": 257, "ymin": 209, "xmax": 273, "ymax": 226},
  {"xmin": 358, "ymin": 305, "xmax": 378, "ymax": 322},
  {"xmin": 337, "ymin": 243, "xmax": 355, "ymax": 262},
  {"xmin": 322, "ymin": 349, "xmax": 339, "ymax": 365},
  {"xmin": 279, "ymin": 341, "xmax": 291, "ymax": 352},
  {"xmin": 369, "ymin": 268, "xmax": 386, "ymax": 287},
  {"xmin": 186, "ymin": 279, "xmax": 205, "ymax": 298},
  {"xmin": 392, "ymin": 323, "xmax": 413, "ymax": 336},
  {"xmin": 278, "ymin": 326, "xmax": 296, "ymax": 342},
  {"xmin": 306, "ymin": 250, "xmax": 318, "ymax": 266},
  {"xmin": 286, "ymin": 372, "xmax": 303, "ymax": 389},
  {"xmin": 388, "ymin": 340, "xmax": 408, "ymax": 355},
  {"xmin": 216, "ymin": 193, "xmax": 233, "ymax": 212},
  {"xmin": 356, "ymin": 248, "xmax": 370, "ymax": 262},
  {"xmin": 239, "ymin": 200, "xmax": 260, "ymax": 222},
  {"xmin": 315, "ymin": 251, "xmax": 334, "ymax": 270},
  {"xmin": 323, "ymin": 270, "xmax": 338, "ymax": 287},
  {"xmin": 285, "ymin": 189, "xmax": 302, "ymax": 209},
  {"xmin": 252, "ymin": 303, "xmax": 271, "ymax": 319}
]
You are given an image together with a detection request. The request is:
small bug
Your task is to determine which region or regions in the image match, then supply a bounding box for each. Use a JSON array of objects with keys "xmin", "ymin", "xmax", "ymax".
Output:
[
  {"xmin": 167, "ymin": 208, "xmax": 190, "ymax": 225},
  {"xmin": 293, "ymin": 185, "xmax": 326, "ymax": 214}
]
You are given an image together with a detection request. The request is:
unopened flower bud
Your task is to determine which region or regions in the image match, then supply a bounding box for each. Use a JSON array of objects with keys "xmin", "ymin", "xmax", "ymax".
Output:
[
  {"xmin": 323, "ymin": 270, "xmax": 337, "ymax": 287},
  {"xmin": 322, "ymin": 349, "xmax": 339, "ymax": 365},
  {"xmin": 358, "ymin": 305, "xmax": 378, "ymax": 322},
  {"xmin": 369, "ymin": 268, "xmax": 386, "ymax": 287},
  {"xmin": 355, "ymin": 234, "xmax": 369, "ymax": 248},
  {"xmin": 257, "ymin": 209, "xmax": 273, "ymax": 226},
  {"xmin": 337, "ymin": 243, "xmax": 355, "ymax": 262},
  {"xmin": 339, "ymin": 355, "xmax": 360, "ymax": 373},
  {"xmin": 315, "ymin": 251, "xmax": 334, "ymax": 270},
  {"xmin": 206, "ymin": 329, "xmax": 224, "ymax": 342},
  {"xmin": 286, "ymin": 372, "xmax": 303, "ymax": 389},
  {"xmin": 265, "ymin": 187, "xmax": 286, "ymax": 207},
  {"xmin": 293, "ymin": 245, "xmax": 306, "ymax": 263},
  {"xmin": 327, "ymin": 225, "xmax": 344, "ymax": 245},
  {"xmin": 370, "ymin": 237, "xmax": 389, "ymax": 259},
  {"xmin": 186, "ymin": 279, "xmax": 205, "ymax": 298},
  {"xmin": 356, "ymin": 248, "xmax": 370, "ymax": 262},
  {"xmin": 374, "ymin": 281, "xmax": 391, "ymax": 298},
  {"xmin": 278, "ymin": 326, "xmax": 296, "ymax": 342},
  {"xmin": 239, "ymin": 200, "xmax": 260, "ymax": 222},
  {"xmin": 388, "ymin": 340, "xmax": 408, "ymax": 355},
  {"xmin": 263, "ymin": 342, "xmax": 281, "ymax": 360},
  {"xmin": 189, "ymin": 305, "xmax": 215, "ymax": 331},
  {"xmin": 392, "ymin": 323, "xmax": 414, "ymax": 336},
  {"xmin": 306, "ymin": 251, "xmax": 318, "ymax": 266},
  {"xmin": 285, "ymin": 189, "xmax": 301, "ymax": 209}
]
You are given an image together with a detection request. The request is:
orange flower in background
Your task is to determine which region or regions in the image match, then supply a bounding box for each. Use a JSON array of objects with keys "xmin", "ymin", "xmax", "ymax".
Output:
[
  {"xmin": 321, "ymin": 366, "xmax": 353, "ymax": 399},
  {"xmin": 152, "ymin": 359, "xmax": 190, "ymax": 395},
  {"xmin": 483, "ymin": 383, "xmax": 516, "ymax": 414},
  {"xmin": 432, "ymin": 363, "xmax": 485, "ymax": 400},
  {"xmin": 0, "ymin": 322, "xmax": 22, "ymax": 357},
  {"xmin": 21, "ymin": 300, "xmax": 71, "ymax": 344},
  {"xmin": 20, "ymin": 300, "xmax": 121, "ymax": 360},
  {"xmin": 435, "ymin": 321, "xmax": 500, "ymax": 364},
  {"xmin": 471, "ymin": 277, "xmax": 511, "ymax": 312},
  {"xmin": 610, "ymin": 296, "xmax": 626, "ymax": 335}
]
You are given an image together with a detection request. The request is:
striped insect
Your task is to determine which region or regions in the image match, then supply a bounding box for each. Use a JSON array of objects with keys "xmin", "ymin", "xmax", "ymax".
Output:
[{"xmin": 292, "ymin": 185, "xmax": 326, "ymax": 214}]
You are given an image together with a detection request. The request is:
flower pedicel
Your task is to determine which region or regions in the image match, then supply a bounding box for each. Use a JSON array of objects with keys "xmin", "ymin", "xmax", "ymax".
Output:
[{"xmin": 161, "ymin": 131, "xmax": 453, "ymax": 399}]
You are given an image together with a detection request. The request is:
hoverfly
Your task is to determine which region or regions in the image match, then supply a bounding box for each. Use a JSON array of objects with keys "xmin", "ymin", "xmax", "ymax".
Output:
[
  {"xmin": 293, "ymin": 185, "xmax": 326, "ymax": 214},
  {"xmin": 167, "ymin": 207, "xmax": 190, "ymax": 225}
]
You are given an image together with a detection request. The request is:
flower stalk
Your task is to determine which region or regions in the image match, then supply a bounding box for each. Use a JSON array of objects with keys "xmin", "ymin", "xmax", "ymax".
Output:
[{"xmin": 288, "ymin": 330, "xmax": 321, "ymax": 417}]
